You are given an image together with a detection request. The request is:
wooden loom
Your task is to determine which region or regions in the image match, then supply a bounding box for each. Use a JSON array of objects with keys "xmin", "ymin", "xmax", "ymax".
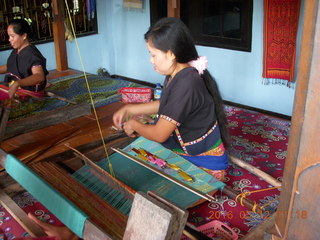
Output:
[
  {"xmin": 0, "ymin": 127, "xmax": 273, "ymax": 240},
  {"xmin": 0, "ymin": 0, "xmax": 298, "ymax": 238},
  {"xmin": 0, "ymin": 135, "xmax": 192, "ymax": 240},
  {"xmin": 0, "ymin": 0, "xmax": 317, "ymax": 238},
  {"xmin": 0, "ymin": 123, "xmax": 233, "ymax": 239},
  {"xmin": 0, "ymin": 91, "xmax": 91, "ymax": 141}
]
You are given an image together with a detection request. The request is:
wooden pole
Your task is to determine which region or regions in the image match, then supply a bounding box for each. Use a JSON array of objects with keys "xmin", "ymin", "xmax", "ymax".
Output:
[
  {"xmin": 167, "ymin": 0, "xmax": 180, "ymax": 18},
  {"xmin": 229, "ymin": 155, "xmax": 281, "ymax": 187},
  {"xmin": 52, "ymin": 0, "xmax": 68, "ymax": 71},
  {"xmin": 0, "ymin": 103, "xmax": 10, "ymax": 140},
  {"xmin": 275, "ymin": 0, "xmax": 320, "ymax": 239}
]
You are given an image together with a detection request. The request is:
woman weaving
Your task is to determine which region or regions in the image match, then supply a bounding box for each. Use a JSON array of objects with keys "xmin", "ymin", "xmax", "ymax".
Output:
[
  {"xmin": 113, "ymin": 17, "xmax": 230, "ymax": 181},
  {"xmin": 1, "ymin": 17, "xmax": 230, "ymax": 240},
  {"xmin": 0, "ymin": 19, "xmax": 48, "ymax": 100}
]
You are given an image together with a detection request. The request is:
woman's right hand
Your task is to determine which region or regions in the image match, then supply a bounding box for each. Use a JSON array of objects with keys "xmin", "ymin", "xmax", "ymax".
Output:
[{"xmin": 113, "ymin": 105, "xmax": 130, "ymax": 130}]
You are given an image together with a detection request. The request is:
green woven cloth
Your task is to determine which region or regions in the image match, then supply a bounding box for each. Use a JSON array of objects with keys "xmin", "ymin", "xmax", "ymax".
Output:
[
  {"xmin": 5, "ymin": 154, "xmax": 88, "ymax": 238},
  {"xmin": 8, "ymin": 74, "xmax": 142, "ymax": 121},
  {"xmin": 73, "ymin": 137, "xmax": 225, "ymax": 210}
]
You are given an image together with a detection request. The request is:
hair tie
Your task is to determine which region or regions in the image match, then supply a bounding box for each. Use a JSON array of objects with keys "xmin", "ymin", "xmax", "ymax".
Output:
[
  {"xmin": 24, "ymin": 18, "xmax": 32, "ymax": 26},
  {"xmin": 188, "ymin": 56, "xmax": 208, "ymax": 75}
]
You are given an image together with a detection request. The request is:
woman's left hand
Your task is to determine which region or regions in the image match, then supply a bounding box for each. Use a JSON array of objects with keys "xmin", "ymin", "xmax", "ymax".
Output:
[
  {"xmin": 8, "ymin": 81, "xmax": 19, "ymax": 99},
  {"xmin": 123, "ymin": 119, "xmax": 137, "ymax": 137}
]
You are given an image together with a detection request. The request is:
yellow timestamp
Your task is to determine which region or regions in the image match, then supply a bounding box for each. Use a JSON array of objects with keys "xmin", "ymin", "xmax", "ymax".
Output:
[{"xmin": 208, "ymin": 210, "xmax": 308, "ymax": 220}]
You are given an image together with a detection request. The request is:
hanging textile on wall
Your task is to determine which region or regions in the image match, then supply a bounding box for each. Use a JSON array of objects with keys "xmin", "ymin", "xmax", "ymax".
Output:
[
  {"xmin": 123, "ymin": 0, "xmax": 143, "ymax": 9},
  {"xmin": 262, "ymin": 0, "xmax": 301, "ymax": 88}
]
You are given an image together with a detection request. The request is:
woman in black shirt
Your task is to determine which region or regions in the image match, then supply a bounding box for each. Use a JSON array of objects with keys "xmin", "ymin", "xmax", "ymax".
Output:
[
  {"xmin": 0, "ymin": 19, "xmax": 48, "ymax": 99},
  {"xmin": 113, "ymin": 17, "xmax": 230, "ymax": 181}
]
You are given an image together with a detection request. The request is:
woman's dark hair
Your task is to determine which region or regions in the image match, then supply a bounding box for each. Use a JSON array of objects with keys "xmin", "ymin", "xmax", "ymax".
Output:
[
  {"xmin": 145, "ymin": 17, "xmax": 231, "ymax": 149},
  {"xmin": 9, "ymin": 19, "xmax": 34, "ymax": 40}
]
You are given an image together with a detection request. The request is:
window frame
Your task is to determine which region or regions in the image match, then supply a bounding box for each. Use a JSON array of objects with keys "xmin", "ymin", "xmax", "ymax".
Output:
[
  {"xmin": 150, "ymin": 0, "xmax": 253, "ymax": 52},
  {"xmin": 0, "ymin": 0, "xmax": 98, "ymax": 51}
]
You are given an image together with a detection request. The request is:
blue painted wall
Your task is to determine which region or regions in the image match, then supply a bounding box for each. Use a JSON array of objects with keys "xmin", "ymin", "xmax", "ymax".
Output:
[{"xmin": 0, "ymin": 0, "xmax": 300, "ymax": 116}]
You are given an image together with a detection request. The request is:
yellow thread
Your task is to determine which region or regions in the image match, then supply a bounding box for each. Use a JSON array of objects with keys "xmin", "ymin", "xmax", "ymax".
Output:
[
  {"xmin": 64, "ymin": 0, "xmax": 114, "ymax": 177},
  {"xmin": 235, "ymin": 186, "xmax": 280, "ymax": 212},
  {"xmin": 246, "ymin": 186, "xmax": 280, "ymax": 195},
  {"xmin": 252, "ymin": 202, "xmax": 258, "ymax": 214},
  {"xmin": 235, "ymin": 192, "xmax": 249, "ymax": 206}
]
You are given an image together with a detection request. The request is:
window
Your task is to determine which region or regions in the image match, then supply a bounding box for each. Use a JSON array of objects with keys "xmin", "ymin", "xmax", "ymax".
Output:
[
  {"xmin": 0, "ymin": 0, "xmax": 98, "ymax": 50},
  {"xmin": 150, "ymin": 0, "xmax": 253, "ymax": 52}
]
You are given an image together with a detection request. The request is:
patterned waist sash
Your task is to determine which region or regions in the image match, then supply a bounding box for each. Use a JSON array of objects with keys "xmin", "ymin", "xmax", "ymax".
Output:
[{"xmin": 162, "ymin": 122, "xmax": 229, "ymax": 170}]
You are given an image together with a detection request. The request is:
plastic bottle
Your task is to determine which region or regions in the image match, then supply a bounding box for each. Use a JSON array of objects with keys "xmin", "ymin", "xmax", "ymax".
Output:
[{"xmin": 154, "ymin": 83, "xmax": 162, "ymax": 100}]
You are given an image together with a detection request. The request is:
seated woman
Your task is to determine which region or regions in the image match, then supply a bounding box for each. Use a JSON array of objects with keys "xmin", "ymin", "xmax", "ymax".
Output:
[
  {"xmin": 0, "ymin": 19, "xmax": 48, "ymax": 100},
  {"xmin": 113, "ymin": 17, "xmax": 230, "ymax": 182}
]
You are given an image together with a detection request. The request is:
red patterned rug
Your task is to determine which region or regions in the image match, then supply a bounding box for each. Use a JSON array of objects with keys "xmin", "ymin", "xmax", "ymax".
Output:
[
  {"xmin": 0, "ymin": 192, "xmax": 63, "ymax": 239},
  {"xmin": 0, "ymin": 105, "xmax": 290, "ymax": 239}
]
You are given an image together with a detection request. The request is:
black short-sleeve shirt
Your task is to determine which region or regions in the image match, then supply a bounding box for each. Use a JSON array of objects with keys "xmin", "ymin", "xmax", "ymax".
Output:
[
  {"xmin": 158, "ymin": 67, "xmax": 217, "ymax": 142},
  {"xmin": 6, "ymin": 45, "xmax": 48, "ymax": 91}
]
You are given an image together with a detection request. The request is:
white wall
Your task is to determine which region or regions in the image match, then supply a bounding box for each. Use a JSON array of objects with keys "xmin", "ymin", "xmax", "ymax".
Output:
[
  {"xmin": 108, "ymin": 0, "xmax": 297, "ymax": 116},
  {"xmin": 0, "ymin": 0, "xmax": 299, "ymax": 116},
  {"xmin": 196, "ymin": 0, "xmax": 297, "ymax": 115}
]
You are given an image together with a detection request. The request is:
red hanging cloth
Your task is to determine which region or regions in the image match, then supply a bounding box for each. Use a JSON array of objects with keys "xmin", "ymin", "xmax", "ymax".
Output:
[{"xmin": 262, "ymin": 0, "xmax": 301, "ymax": 87}]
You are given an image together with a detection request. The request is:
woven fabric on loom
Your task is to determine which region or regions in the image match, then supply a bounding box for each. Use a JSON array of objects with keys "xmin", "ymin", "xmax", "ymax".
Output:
[
  {"xmin": 262, "ymin": 0, "xmax": 301, "ymax": 86},
  {"xmin": 7, "ymin": 74, "xmax": 143, "ymax": 121}
]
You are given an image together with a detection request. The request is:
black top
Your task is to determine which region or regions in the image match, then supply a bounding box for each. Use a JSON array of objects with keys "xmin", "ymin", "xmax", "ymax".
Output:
[
  {"xmin": 158, "ymin": 67, "xmax": 217, "ymax": 142},
  {"xmin": 6, "ymin": 45, "xmax": 48, "ymax": 91}
]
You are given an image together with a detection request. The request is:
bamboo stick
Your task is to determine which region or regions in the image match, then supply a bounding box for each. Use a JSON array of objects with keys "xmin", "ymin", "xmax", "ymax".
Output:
[
  {"xmin": 222, "ymin": 186, "xmax": 263, "ymax": 215},
  {"xmin": 229, "ymin": 155, "xmax": 282, "ymax": 187},
  {"xmin": 46, "ymin": 91, "xmax": 77, "ymax": 104}
]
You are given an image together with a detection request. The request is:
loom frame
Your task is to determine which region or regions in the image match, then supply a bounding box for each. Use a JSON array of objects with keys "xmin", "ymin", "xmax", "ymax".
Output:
[{"xmin": 0, "ymin": 137, "xmax": 191, "ymax": 240}]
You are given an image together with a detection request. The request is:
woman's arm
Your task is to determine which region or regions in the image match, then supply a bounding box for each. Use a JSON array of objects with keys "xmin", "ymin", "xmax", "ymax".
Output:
[
  {"xmin": 0, "ymin": 64, "xmax": 7, "ymax": 74},
  {"xmin": 17, "ymin": 65, "xmax": 45, "ymax": 86},
  {"xmin": 123, "ymin": 117, "xmax": 176, "ymax": 143},
  {"xmin": 8, "ymin": 65, "xmax": 45, "ymax": 98},
  {"xmin": 113, "ymin": 100, "xmax": 160, "ymax": 129}
]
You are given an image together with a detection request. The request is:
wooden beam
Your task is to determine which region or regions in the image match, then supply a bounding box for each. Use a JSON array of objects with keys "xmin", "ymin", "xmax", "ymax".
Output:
[
  {"xmin": 229, "ymin": 155, "xmax": 281, "ymax": 187},
  {"xmin": 167, "ymin": 0, "xmax": 180, "ymax": 18},
  {"xmin": 3, "ymin": 103, "xmax": 91, "ymax": 140},
  {"xmin": 52, "ymin": 0, "xmax": 68, "ymax": 71},
  {"xmin": 0, "ymin": 104, "xmax": 10, "ymax": 140},
  {"xmin": 123, "ymin": 191, "xmax": 188, "ymax": 240},
  {"xmin": 275, "ymin": 0, "xmax": 320, "ymax": 239}
]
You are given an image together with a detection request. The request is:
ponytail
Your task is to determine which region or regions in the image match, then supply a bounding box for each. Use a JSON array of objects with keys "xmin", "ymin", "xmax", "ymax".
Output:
[{"xmin": 202, "ymin": 70, "xmax": 231, "ymax": 150}]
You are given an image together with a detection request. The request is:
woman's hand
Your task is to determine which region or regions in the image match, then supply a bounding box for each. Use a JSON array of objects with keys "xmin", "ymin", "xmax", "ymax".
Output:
[
  {"xmin": 123, "ymin": 119, "xmax": 138, "ymax": 137},
  {"xmin": 8, "ymin": 81, "xmax": 19, "ymax": 99},
  {"xmin": 113, "ymin": 101, "xmax": 160, "ymax": 130},
  {"xmin": 28, "ymin": 213, "xmax": 79, "ymax": 240},
  {"xmin": 113, "ymin": 105, "xmax": 130, "ymax": 129}
]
